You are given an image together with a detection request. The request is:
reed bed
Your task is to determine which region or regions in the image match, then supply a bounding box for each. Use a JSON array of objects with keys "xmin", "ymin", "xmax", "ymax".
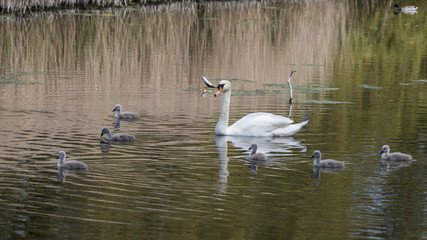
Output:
[
  {"xmin": 0, "ymin": 1, "xmax": 352, "ymax": 122},
  {"xmin": 1, "ymin": 0, "xmax": 359, "ymax": 15},
  {"xmin": 0, "ymin": 0, "xmax": 179, "ymax": 14}
]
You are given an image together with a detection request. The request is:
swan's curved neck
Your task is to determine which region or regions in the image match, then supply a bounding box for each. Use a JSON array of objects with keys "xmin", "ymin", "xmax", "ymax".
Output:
[
  {"xmin": 313, "ymin": 154, "xmax": 321, "ymax": 166},
  {"xmin": 105, "ymin": 132, "xmax": 112, "ymax": 140},
  {"xmin": 215, "ymin": 90, "xmax": 231, "ymax": 135},
  {"xmin": 250, "ymin": 146, "xmax": 257, "ymax": 155},
  {"xmin": 381, "ymin": 152, "xmax": 388, "ymax": 160},
  {"xmin": 57, "ymin": 156, "xmax": 65, "ymax": 167},
  {"xmin": 114, "ymin": 110, "xmax": 121, "ymax": 118}
]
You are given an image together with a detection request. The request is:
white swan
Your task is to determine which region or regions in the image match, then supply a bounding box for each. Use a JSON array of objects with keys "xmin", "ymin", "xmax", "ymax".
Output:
[{"xmin": 214, "ymin": 80, "xmax": 309, "ymax": 136}]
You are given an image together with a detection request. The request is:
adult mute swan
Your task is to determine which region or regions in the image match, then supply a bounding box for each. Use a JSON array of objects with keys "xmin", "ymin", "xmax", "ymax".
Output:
[{"xmin": 214, "ymin": 80, "xmax": 308, "ymax": 136}]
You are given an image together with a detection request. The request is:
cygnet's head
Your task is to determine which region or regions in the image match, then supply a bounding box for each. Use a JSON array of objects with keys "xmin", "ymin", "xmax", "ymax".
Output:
[
  {"xmin": 380, "ymin": 145, "xmax": 390, "ymax": 155},
  {"xmin": 214, "ymin": 80, "xmax": 231, "ymax": 97},
  {"xmin": 249, "ymin": 144, "xmax": 258, "ymax": 154},
  {"xmin": 56, "ymin": 151, "xmax": 66, "ymax": 166},
  {"xmin": 100, "ymin": 127, "xmax": 111, "ymax": 137},
  {"xmin": 113, "ymin": 104, "xmax": 122, "ymax": 113},
  {"xmin": 311, "ymin": 150, "xmax": 321, "ymax": 160}
]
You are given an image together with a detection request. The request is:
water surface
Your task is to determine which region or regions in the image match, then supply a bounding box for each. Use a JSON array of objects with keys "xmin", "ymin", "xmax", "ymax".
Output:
[{"xmin": 0, "ymin": 1, "xmax": 426, "ymax": 239}]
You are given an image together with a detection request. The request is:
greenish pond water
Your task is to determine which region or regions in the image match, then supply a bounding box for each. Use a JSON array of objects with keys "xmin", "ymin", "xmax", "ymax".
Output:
[{"xmin": 0, "ymin": 1, "xmax": 426, "ymax": 239}]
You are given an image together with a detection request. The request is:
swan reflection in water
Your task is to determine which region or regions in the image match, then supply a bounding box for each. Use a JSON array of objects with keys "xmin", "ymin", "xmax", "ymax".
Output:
[
  {"xmin": 311, "ymin": 166, "xmax": 344, "ymax": 179},
  {"xmin": 215, "ymin": 135, "xmax": 306, "ymax": 181},
  {"xmin": 113, "ymin": 118, "xmax": 139, "ymax": 131},
  {"xmin": 380, "ymin": 159, "xmax": 414, "ymax": 171},
  {"xmin": 57, "ymin": 167, "xmax": 88, "ymax": 183}
]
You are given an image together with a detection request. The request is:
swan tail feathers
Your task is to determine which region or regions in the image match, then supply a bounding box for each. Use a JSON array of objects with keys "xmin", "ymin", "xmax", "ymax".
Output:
[{"xmin": 270, "ymin": 120, "xmax": 309, "ymax": 137}]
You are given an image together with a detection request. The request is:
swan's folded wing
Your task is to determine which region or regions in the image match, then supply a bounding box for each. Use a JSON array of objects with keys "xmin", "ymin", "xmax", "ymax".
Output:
[{"xmin": 228, "ymin": 112, "xmax": 293, "ymax": 136}]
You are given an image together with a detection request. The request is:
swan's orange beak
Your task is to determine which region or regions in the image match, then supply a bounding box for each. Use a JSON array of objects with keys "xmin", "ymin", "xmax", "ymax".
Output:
[{"xmin": 214, "ymin": 86, "xmax": 223, "ymax": 97}]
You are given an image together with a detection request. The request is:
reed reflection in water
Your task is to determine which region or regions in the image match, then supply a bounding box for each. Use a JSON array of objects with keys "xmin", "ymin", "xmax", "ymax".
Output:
[{"xmin": 0, "ymin": 1, "xmax": 426, "ymax": 239}]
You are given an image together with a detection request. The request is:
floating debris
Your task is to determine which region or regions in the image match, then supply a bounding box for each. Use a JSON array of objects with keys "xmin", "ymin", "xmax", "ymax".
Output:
[
  {"xmin": 411, "ymin": 80, "xmax": 427, "ymax": 84},
  {"xmin": 359, "ymin": 84, "xmax": 383, "ymax": 89},
  {"xmin": 400, "ymin": 80, "xmax": 427, "ymax": 86}
]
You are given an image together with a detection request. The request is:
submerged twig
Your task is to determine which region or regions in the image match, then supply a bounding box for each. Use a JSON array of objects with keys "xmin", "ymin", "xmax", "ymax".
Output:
[{"xmin": 288, "ymin": 101, "xmax": 293, "ymax": 118}]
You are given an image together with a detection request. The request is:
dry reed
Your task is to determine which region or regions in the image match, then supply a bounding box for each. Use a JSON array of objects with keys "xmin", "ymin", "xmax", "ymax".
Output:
[{"xmin": 0, "ymin": 1, "xmax": 351, "ymax": 133}]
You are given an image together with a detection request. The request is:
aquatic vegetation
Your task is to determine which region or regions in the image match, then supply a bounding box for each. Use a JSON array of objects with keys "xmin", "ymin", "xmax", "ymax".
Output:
[
  {"xmin": 184, "ymin": 88, "xmax": 200, "ymax": 92},
  {"xmin": 262, "ymin": 6, "xmax": 282, "ymax": 10},
  {"xmin": 284, "ymin": 63, "xmax": 325, "ymax": 67},
  {"xmin": 265, "ymin": 83, "xmax": 339, "ymax": 93},
  {"xmin": 210, "ymin": 78, "xmax": 255, "ymax": 83},
  {"xmin": 200, "ymin": 18, "xmax": 219, "ymax": 21},
  {"xmin": 0, "ymin": 71, "xmax": 45, "ymax": 85},
  {"xmin": 287, "ymin": 99, "xmax": 352, "ymax": 104}
]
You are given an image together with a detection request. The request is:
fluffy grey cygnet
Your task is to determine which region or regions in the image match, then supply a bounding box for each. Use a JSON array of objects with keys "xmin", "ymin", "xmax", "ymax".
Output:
[
  {"xmin": 100, "ymin": 127, "xmax": 136, "ymax": 142},
  {"xmin": 113, "ymin": 104, "xmax": 140, "ymax": 120},
  {"xmin": 311, "ymin": 150, "xmax": 344, "ymax": 169},
  {"xmin": 380, "ymin": 145, "xmax": 412, "ymax": 161},
  {"xmin": 248, "ymin": 144, "xmax": 267, "ymax": 161},
  {"xmin": 57, "ymin": 151, "xmax": 88, "ymax": 170}
]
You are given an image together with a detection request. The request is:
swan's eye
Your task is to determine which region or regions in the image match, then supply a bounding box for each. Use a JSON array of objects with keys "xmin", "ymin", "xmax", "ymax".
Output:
[{"xmin": 217, "ymin": 84, "xmax": 224, "ymax": 90}]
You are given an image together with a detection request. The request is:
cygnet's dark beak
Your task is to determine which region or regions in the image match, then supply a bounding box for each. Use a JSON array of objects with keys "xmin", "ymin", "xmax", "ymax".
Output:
[
  {"xmin": 100, "ymin": 132, "xmax": 104, "ymax": 137},
  {"xmin": 248, "ymin": 147, "xmax": 252, "ymax": 150},
  {"xmin": 380, "ymin": 150, "xmax": 384, "ymax": 155},
  {"xmin": 112, "ymin": 108, "xmax": 117, "ymax": 112},
  {"xmin": 310, "ymin": 155, "xmax": 314, "ymax": 159},
  {"xmin": 56, "ymin": 155, "xmax": 59, "ymax": 159}
]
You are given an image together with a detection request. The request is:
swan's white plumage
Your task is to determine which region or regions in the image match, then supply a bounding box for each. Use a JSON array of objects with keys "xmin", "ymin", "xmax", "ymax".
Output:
[{"xmin": 214, "ymin": 80, "xmax": 308, "ymax": 137}]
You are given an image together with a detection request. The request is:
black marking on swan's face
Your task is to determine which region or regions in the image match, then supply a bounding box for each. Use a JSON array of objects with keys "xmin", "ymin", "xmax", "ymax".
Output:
[{"xmin": 214, "ymin": 84, "xmax": 225, "ymax": 97}]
